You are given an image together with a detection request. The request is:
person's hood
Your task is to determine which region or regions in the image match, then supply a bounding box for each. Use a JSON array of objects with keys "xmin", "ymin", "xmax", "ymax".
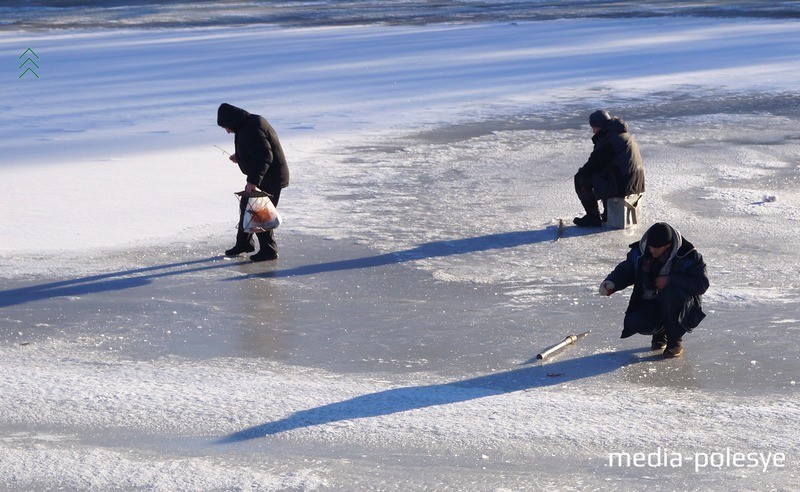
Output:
[
  {"xmin": 605, "ymin": 117, "xmax": 629, "ymax": 134},
  {"xmin": 217, "ymin": 103, "xmax": 250, "ymax": 131},
  {"xmin": 592, "ymin": 117, "xmax": 629, "ymax": 144}
]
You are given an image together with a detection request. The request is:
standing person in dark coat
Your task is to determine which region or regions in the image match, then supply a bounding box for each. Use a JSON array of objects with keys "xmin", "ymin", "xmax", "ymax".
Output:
[
  {"xmin": 599, "ymin": 222, "xmax": 709, "ymax": 358},
  {"xmin": 217, "ymin": 103, "xmax": 290, "ymax": 262},
  {"xmin": 573, "ymin": 110, "xmax": 645, "ymax": 227}
]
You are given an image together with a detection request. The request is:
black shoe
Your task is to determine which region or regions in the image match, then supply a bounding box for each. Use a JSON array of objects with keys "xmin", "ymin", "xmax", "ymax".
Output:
[
  {"xmin": 250, "ymin": 250, "xmax": 278, "ymax": 262},
  {"xmin": 573, "ymin": 214, "xmax": 602, "ymax": 227},
  {"xmin": 225, "ymin": 244, "xmax": 255, "ymax": 257},
  {"xmin": 651, "ymin": 332, "xmax": 667, "ymax": 351},
  {"xmin": 663, "ymin": 340, "xmax": 683, "ymax": 358}
]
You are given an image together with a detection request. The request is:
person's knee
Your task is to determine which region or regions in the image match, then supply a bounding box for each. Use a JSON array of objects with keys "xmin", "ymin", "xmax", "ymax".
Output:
[
  {"xmin": 622, "ymin": 312, "xmax": 658, "ymax": 338},
  {"xmin": 621, "ymin": 316, "xmax": 639, "ymax": 338}
]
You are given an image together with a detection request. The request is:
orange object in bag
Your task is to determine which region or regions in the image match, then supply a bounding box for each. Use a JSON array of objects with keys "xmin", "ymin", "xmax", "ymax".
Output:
[{"xmin": 236, "ymin": 190, "xmax": 282, "ymax": 232}]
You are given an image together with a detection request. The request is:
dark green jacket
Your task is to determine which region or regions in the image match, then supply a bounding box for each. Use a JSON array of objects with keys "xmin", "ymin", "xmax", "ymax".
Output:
[{"xmin": 578, "ymin": 117, "xmax": 645, "ymax": 198}]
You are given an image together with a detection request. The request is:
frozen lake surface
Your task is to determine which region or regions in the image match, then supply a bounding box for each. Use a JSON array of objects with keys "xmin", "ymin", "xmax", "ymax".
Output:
[
  {"xmin": 3, "ymin": 1, "xmax": 799, "ymax": 31},
  {"xmin": 1, "ymin": 2, "xmax": 799, "ymax": 490}
]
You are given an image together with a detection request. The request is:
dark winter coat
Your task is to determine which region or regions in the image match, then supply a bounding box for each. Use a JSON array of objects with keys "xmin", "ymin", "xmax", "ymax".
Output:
[
  {"xmin": 217, "ymin": 103, "xmax": 290, "ymax": 189},
  {"xmin": 577, "ymin": 117, "xmax": 645, "ymax": 199},
  {"xmin": 605, "ymin": 224, "xmax": 709, "ymax": 331}
]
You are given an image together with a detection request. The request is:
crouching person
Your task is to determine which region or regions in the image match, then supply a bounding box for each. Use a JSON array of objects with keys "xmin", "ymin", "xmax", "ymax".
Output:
[{"xmin": 599, "ymin": 222, "xmax": 709, "ymax": 358}]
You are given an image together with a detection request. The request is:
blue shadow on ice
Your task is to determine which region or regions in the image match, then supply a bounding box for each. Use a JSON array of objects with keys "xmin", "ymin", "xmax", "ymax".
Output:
[
  {"xmin": 245, "ymin": 227, "xmax": 597, "ymax": 279},
  {"xmin": 0, "ymin": 257, "xmax": 229, "ymax": 308},
  {"xmin": 0, "ymin": 226, "xmax": 599, "ymax": 307},
  {"xmin": 218, "ymin": 348, "xmax": 654, "ymax": 444}
]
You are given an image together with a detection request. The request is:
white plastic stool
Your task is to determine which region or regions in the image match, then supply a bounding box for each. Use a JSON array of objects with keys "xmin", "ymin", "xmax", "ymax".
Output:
[{"xmin": 606, "ymin": 193, "xmax": 643, "ymax": 229}]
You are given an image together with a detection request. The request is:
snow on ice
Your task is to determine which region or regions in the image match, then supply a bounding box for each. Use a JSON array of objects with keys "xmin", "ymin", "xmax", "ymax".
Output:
[{"xmin": 1, "ymin": 4, "xmax": 799, "ymax": 491}]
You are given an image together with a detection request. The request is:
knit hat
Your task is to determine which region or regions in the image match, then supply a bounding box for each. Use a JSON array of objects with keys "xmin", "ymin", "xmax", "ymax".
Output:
[
  {"xmin": 647, "ymin": 222, "xmax": 673, "ymax": 248},
  {"xmin": 589, "ymin": 109, "xmax": 612, "ymax": 128}
]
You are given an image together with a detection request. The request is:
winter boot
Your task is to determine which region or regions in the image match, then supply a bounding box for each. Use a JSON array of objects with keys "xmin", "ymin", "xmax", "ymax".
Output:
[
  {"xmin": 663, "ymin": 340, "xmax": 683, "ymax": 358},
  {"xmin": 573, "ymin": 214, "xmax": 602, "ymax": 227},
  {"xmin": 225, "ymin": 231, "xmax": 254, "ymax": 257},
  {"xmin": 250, "ymin": 231, "xmax": 279, "ymax": 262},
  {"xmin": 651, "ymin": 331, "xmax": 668, "ymax": 351}
]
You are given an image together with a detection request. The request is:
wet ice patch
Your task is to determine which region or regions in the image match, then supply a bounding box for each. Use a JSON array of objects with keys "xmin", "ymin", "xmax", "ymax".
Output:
[
  {"xmin": 698, "ymin": 187, "xmax": 791, "ymax": 216},
  {"xmin": 705, "ymin": 287, "xmax": 798, "ymax": 306}
]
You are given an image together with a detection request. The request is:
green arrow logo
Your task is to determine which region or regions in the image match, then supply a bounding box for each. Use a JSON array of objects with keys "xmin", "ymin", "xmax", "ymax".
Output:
[{"xmin": 19, "ymin": 48, "xmax": 40, "ymax": 79}]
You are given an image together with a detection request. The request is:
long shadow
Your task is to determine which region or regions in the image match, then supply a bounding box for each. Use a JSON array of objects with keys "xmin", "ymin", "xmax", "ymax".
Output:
[
  {"xmin": 0, "ymin": 257, "xmax": 234, "ymax": 308},
  {"xmin": 259, "ymin": 229, "xmax": 552, "ymax": 278},
  {"xmin": 218, "ymin": 348, "xmax": 656, "ymax": 444},
  {"xmin": 240, "ymin": 225, "xmax": 600, "ymax": 279},
  {"xmin": 1, "ymin": 225, "xmax": 602, "ymax": 307}
]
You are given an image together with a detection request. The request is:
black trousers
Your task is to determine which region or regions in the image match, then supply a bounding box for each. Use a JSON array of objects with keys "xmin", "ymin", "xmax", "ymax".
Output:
[
  {"xmin": 236, "ymin": 185, "xmax": 282, "ymax": 254},
  {"xmin": 574, "ymin": 173, "xmax": 606, "ymax": 217},
  {"xmin": 622, "ymin": 284, "xmax": 688, "ymax": 342}
]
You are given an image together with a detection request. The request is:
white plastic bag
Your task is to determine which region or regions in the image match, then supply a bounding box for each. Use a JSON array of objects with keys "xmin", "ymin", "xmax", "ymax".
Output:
[{"xmin": 237, "ymin": 190, "xmax": 281, "ymax": 232}]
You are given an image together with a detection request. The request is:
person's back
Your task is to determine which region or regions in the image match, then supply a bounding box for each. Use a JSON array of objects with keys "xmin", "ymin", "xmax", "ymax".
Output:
[
  {"xmin": 218, "ymin": 104, "xmax": 290, "ymax": 191},
  {"xmin": 603, "ymin": 117, "xmax": 645, "ymax": 198},
  {"xmin": 218, "ymin": 103, "xmax": 289, "ymax": 262},
  {"xmin": 573, "ymin": 110, "xmax": 645, "ymax": 227}
]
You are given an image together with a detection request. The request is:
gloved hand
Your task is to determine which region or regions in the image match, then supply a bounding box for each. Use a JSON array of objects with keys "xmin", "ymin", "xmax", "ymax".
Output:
[{"xmin": 599, "ymin": 280, "xmax": 615, "ymax": 296}]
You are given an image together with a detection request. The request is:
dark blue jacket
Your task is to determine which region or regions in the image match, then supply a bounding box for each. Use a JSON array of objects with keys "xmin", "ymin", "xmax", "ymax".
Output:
[{"xmin": 605, "ymin": 226, "xmax": 709, "ymax": 331}]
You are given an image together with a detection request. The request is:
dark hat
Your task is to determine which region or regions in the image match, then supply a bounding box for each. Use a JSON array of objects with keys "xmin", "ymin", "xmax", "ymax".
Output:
[
  {"xmin": 647, "ymin": 222, "xmax": 673, "ymax": 248},
  {"xmin": 589, "ymin": 109, "xmax": 612, "ymax": 128}
]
